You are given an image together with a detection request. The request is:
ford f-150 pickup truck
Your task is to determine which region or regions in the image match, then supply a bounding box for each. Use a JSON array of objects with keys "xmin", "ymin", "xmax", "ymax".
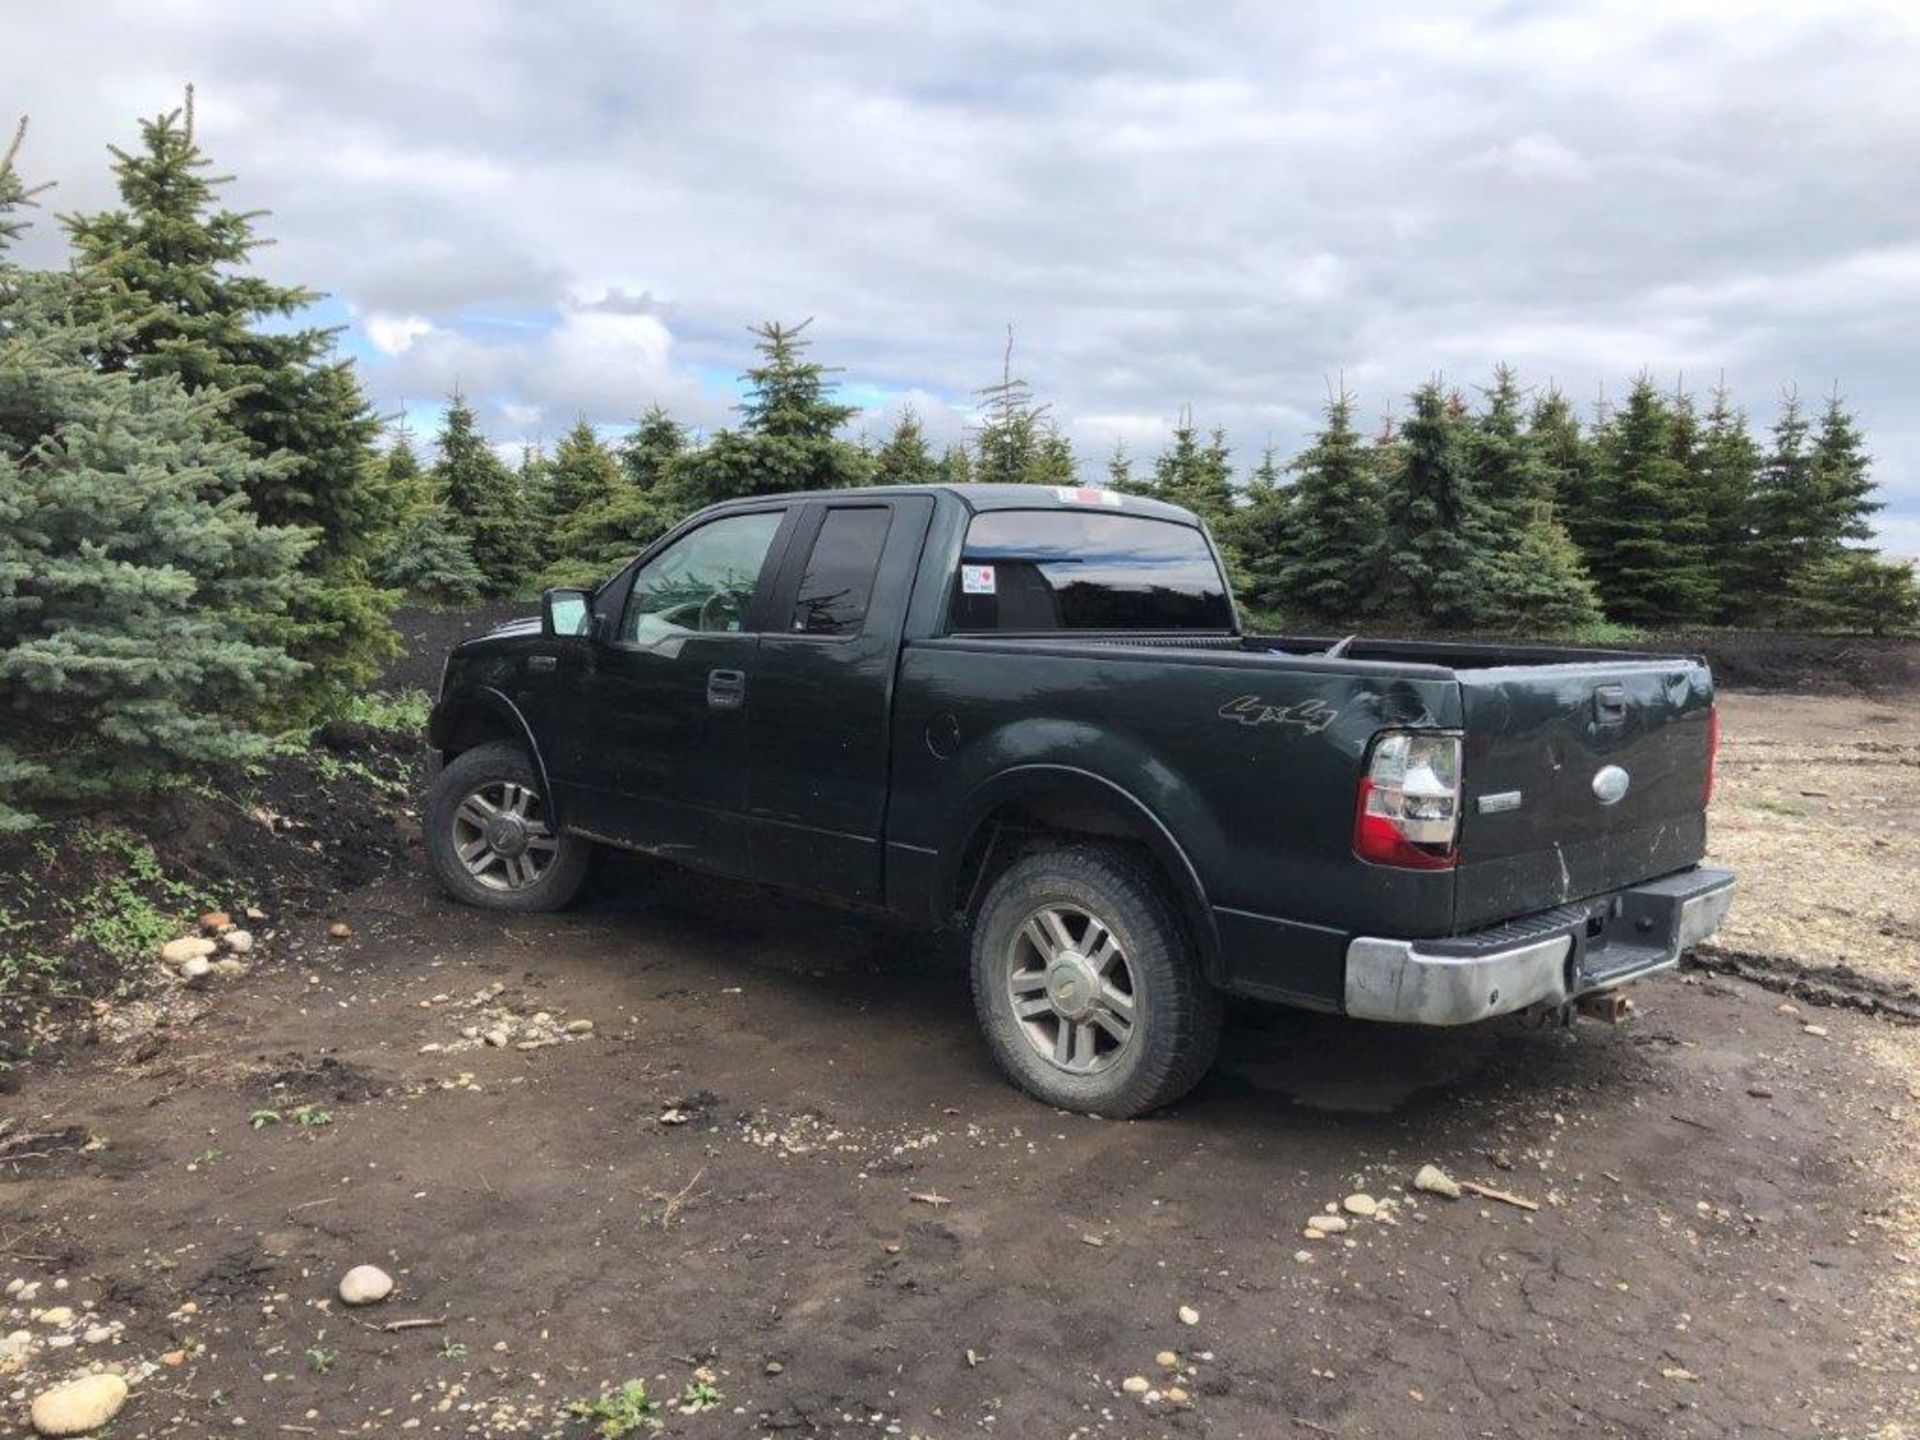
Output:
[{"xmin": 424, "ymin": 483, "xmax": 1734, "ymax": 1116}]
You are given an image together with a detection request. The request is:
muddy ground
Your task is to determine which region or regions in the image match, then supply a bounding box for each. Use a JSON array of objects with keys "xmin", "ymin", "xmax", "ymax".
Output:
[{"xmin": 5, "ymin": 681, "xmax": 1919, "ymax": 1437}]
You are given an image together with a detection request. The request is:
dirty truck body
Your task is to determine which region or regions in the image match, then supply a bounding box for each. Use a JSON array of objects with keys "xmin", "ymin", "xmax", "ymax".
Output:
[{"xmin": 426, "ymin": 483, "xmax": 1733, "ymax": 1115}]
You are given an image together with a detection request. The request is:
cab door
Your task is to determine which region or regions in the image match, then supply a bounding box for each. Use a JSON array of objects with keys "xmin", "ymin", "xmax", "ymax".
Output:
[
  {"xmin": 747, "ymin": 496, "xmax": 934, "ymax": 902},
  {"xmin": 553, "ymin": 506, "xmax": 795, "ymax": 878}
]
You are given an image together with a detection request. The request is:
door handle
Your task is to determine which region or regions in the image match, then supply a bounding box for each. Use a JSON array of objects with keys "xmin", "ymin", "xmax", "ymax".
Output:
[
  {"xmin": 706, "ymin": 668, "xmax": 747, "ymax": 710},
  {"xmin": 527, "ymin": 655, "xmax": 557, "ymax": 674}
]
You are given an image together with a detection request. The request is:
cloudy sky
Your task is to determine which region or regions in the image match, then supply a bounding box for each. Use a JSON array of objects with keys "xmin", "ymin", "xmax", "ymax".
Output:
[{"xmin": 8, "ymin": 0, "xmax": 1918, "ymax": 550}]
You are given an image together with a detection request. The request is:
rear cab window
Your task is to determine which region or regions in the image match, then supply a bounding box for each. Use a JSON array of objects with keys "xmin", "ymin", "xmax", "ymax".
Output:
[
  {"xmin": 790, "ymin": 506, "xmax": 892, "ymax": 637},
  {"xmin": 949, "ymin": 509, "xmax": 1232, "ymax": 633}
]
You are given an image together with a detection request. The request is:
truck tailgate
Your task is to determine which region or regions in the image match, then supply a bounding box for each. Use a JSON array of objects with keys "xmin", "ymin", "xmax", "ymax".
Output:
[{"xmin": 1454, "ymin": 661, "xmax": 1715, "ymax": 931}]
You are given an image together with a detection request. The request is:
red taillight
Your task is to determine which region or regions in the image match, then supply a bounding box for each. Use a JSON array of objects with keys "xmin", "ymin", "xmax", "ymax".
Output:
[
  {"xmin": 1354, "ymin": 731, "xmax": 1463, "ymax": 870},
  {"xmin": 1704, "ymin": 705, "xmax": 1720, "ymax": 804}
]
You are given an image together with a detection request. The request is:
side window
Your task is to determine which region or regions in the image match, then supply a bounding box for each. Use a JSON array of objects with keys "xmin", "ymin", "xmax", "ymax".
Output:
[
  {"xmin": 789, "ymin": 506, "xmax": 892, "ymax": 637},
  {"xmin": 620, "ymin": 511, "xmax": 784, "ymax": 646}
]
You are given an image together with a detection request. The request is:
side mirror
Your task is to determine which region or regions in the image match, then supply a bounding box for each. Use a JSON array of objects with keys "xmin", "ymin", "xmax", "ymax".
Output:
[{"xmin": 542, "ymin": 588, "xmax": 594, "ymax": 639}]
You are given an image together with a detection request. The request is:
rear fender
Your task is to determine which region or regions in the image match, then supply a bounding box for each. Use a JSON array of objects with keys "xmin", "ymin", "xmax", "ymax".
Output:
[{"xmin": 939, "ymin": 761, "xmax": 1223, "ymax": 980}]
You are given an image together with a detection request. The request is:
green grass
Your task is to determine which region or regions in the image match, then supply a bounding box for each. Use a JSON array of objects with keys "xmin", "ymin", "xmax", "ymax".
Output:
[
  {"xmin": 332, "ymin": 688, "xmax": 433, "ymax": 734},
  {"xmin": 565, "ymin": 1381, "xmax": 663, "ymax": 1437}
]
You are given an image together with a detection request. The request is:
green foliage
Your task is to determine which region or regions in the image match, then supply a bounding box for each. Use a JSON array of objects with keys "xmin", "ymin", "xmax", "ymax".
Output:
[
  {"xmin": 1694, "ymin": 383, "xmax": 1762, "ymax": 620},
  {"xmin": 1379, "ymin": 383, "xmax": 1495, "ymax": 626},
  {"xmin": 372, "ymin": 500, "xmax": 487, "ymax": 605},
  {"xmin": 566, "ymin": 1380, "xmax": 662, "ymax": 1437},
  {"xmin": 2, "ymin": 125, "xmax": 312, "ymax": 828},
  {"xmin": 872, "ymin": 406, "xmax": 940, "ymax": 486},
  {"xmin": 1581, "ymin": 378, "xmax": 1718, "ymax": 626},
  {"xmin": 543, "ymin": 421, "xmax": 624, "ymax": 528},
  {"xmin": 1267, "ymin": 389, "xmax": 1382, "ymax": 621},
  {"xmin": 434, "ymin": 394, "xmax": 531, "ymax": 594},
  {"xmin": 1481, "ymin": 505, "xmax": 1605, "ymax": 633},
  {"xmin": 332, "ymin": 687, "xmax": 433, "ymax": 733},
  {"xmin": 970, "ymin": 330, "xmax": 1059, "ymax": 487},
  {"xmin": 669, "ymin": 320, "xmax": 871, "ymax": 506},
  {"xmin": 61, "ymin": 95, "xmax": 398, "ymax": 714},
  {"xmin": 1222, "ymin": 444, "xmax": 1291, "ymax": 613},
  {"xmin": 1781, "ymin": 549, "xmax": 1920, "ymax": 635}
]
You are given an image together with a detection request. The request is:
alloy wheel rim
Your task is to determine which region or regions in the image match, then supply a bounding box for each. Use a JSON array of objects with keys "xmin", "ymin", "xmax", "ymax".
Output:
[
  {"xmin": 1007, "ymin": 903, "xmax": 1137, "ymax": 1075},
  {"xmin": 451, "ymin": 781, "xmax": 557, "ymax": 892}
]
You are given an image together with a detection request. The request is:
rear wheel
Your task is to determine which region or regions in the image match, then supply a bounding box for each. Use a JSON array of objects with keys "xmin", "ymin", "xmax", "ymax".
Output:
[
  {"xmin": 970, "ymin": 843, "xmax": 1221, "ymax": 1117},
  {"xmin": 425, "ymin": 742, "xmax": 591, "ymax": 911}
]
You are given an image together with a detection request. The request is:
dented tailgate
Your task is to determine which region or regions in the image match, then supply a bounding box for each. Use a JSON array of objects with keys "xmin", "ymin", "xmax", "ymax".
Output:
[{"xmin": 1453, "ymin": 660, "xmax": 1716, "ymax": 932}]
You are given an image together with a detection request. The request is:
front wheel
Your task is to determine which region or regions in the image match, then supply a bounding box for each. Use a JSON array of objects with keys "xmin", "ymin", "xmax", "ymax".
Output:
[
  {"xmin": 424, "ymin": 742, "xmax": 591, "ymax": 911},
  {"xmin": 969, "ymin": 843, "xmax": 1222, "ymax": 1117}
]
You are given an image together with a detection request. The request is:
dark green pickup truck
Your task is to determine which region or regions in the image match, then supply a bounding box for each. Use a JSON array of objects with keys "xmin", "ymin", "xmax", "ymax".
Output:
[{"xmin": 425, "ymin": 483, "xmax": 1733, "ymax": 1115}]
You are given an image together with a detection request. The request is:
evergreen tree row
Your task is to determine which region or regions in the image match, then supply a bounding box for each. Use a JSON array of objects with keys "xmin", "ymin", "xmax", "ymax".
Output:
[{"xmin": 425, "ymin": 328, "xmax": 1915, "ymax": 638}]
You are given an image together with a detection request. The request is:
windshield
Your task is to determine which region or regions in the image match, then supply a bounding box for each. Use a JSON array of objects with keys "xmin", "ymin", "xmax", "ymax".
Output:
[{"xmin": 950, "ymin": 509, "xmax": 1232, "ymax": 633}]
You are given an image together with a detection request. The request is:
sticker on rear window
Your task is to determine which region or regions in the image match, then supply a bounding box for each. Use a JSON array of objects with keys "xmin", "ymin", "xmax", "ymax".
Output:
[
  {"xmin": 961, "ymin": 564, "xmax": 997, "ymax": 595},
  {"xmin": 1054, "ymin": 486, "xmax": 1124, "ymax": 506}
]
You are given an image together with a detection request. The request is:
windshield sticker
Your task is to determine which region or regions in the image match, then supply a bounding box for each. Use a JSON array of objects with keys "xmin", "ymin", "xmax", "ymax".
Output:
[
  {"xmin": 961, "ymin": 564, "xmax": 997, "ymax": 595},
  {"xmin": 1053, "ymin": 486, "xmax": 1123, "ymax": 507},
  {"xmin": 1219, "ymin": 695, "xmax": 1340, "ymax": 734}
]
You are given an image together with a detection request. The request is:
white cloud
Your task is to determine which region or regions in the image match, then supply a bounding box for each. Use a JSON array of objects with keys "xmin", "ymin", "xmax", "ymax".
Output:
[
  {"xmin": 4, "ymin": 0, "xmax": 1916, "ymax": 539},
  {"xmin": 363, "ymin": 313, "xmax": 436, "ymax": 356}
]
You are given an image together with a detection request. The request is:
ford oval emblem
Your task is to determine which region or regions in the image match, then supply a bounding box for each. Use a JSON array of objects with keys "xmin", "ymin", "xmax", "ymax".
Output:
[{"xmin": 1592, "ymin": 765, "xmax": 1631, "ymax": 805}]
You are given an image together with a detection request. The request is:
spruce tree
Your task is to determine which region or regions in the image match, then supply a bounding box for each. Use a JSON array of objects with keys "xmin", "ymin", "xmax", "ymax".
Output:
[
  {"xmin": 433, "ymin": 394, "xmax": 531, "ymax": 595},
  {"xmin": 937, "ymin": 444, "xmax": 973, "ymax": 484},
  {"xmin": 61, "ymin": 94, "xmax": 397, "ymax": 714},
  {"xmin": 1225, "ymin": 444, "xmax": 1292, "ymax": 617},
  {"xmin": 368, "ymin": 430, "xmax": 485, "ymax": 604},
  {"xmin": 1031, "ymin": 424, "xmax": 1078, "ymax": 486},
  {"xmin": 972, "ymin": 329, "xmax": 1046, "ymax": 486},
  {"xmin": 1471, "ymin": 366, "xmax": 1555, "ymax": 509},
  {"xmin": 543, "ymin": 420, "xmax": 624, "ymax": 527},
  {"xmin": 1748, "ymin": 390, "xmax": 1888, "ymax": 624},
  {"xmin": 873, "ymin": 407, "xmax": 939, "ymax": 486},
  {"xmin": 1782, "ymin": 550, "xmax": 1920, "ymax": 635},
  {"xmin": 1466, "ymin": 369, "xmax": 1605, "ymax": 629},
  {"xmin": 1482, "ymin": 506, "xmax": 1605, "ymax": 633},
  {"xmin": 2, "ymin": 123, "xmax": 310, "ymax": 827},
  {"xmin": 1578, "ymin": 378, "xmax": 1716, "ymax": 625},
  {"xmin": 619, "ymin": 404, "xmax": 688, "ymax": 493},
  {"xmin": 1105, "ymin": 440, "xmax": 1133, "ymax": 491},
  {"xmin": 1744, "ymin": 393, "xmax": 1816, "ymax": 606},
  {"xmin": 1379, "ymin": 382, "xmax": 1493, "ymax": 626},
  {"xmin": 1275, "ymin": 389, "xmax": 1385, "ymax": 622},
  {"xmin": 671, "ymin": 320, "xmax": 871, "ymax": 505},
  {"xmin": 1695, "ymin": 382, "xmax": 1761, "ymax": 620},
  {"xmin": 1527, "ymin": 388, "xmax": 1598, "ymax": 548},
  {"xmin": 544, "ymin": 407, "xmax": 687, "ymax": 586},
  {"xmin": 1807, "ymin": 392, "xmax": 1880, "ymax": 549}
]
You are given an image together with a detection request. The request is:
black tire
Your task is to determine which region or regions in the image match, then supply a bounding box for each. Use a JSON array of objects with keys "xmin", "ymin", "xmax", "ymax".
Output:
[
  {"xmin": 969, "ymin": 842, "xmax": 1222, "ymax": 1117},
  {"xmin": 424, "ymin": 742, "xmax": 591, "ymax": 912}
]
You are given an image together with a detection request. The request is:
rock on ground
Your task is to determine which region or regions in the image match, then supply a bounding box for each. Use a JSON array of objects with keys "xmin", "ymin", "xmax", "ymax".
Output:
[
  {"xmin": 338, "ymin": 1264, "xmax": 394, "ymax": 1306},
  {"xmin": 29, "ymin": 1373, "xmax": 129, "ymax": 1435}
]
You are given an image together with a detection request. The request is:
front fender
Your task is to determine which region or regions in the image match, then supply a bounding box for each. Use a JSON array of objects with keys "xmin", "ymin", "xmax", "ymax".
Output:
[{"xmin": 428, "ymin": 686, "xmax": 561, "ymax": 828}]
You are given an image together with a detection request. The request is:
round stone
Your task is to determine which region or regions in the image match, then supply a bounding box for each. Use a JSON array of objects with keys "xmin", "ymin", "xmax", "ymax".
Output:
[
  {"xmin": 160, "ymin": 936, "xmax": 217, "ymax": 965},
  {"xmin": 1342, "ymin": 1193, "xmax": 1379, "ymax": 1218},
  {"xmin": 337, "ymin": 1265, "xmax": 393, "ymax": 1306},
  {"xmin": 223, "ymin": 930, "xmax": 254, "ymax": 954},
  {"xmin": 1121, "ymin": 1376, "xmax": 1150, "ymax": 1395},
  {"xmin": 29, "ymin": 1372, "xmax": 129, "ymax": 1435}
]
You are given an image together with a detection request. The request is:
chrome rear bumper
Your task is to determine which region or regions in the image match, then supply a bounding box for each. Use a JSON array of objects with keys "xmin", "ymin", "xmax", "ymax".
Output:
[{"xmin": 1344, "ymin": 867, "xmax": 1735, "ymax": 1026}]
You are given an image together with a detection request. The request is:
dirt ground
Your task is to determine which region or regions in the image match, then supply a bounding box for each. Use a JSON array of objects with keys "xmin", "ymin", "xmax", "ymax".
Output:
[
  {"xmin": 5, "ymin": 689, "xmax": 1920, "ymax": 1439},
  {"xmin": 1706, "ymin": 690, "xmax": 1920, "ymax": 1001}
]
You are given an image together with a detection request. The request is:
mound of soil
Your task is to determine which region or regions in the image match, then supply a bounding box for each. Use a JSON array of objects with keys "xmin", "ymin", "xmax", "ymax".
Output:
[
  {"xmin": 0, "ymin": 731, "xmax": 426, "ymax": 1083},
  {"xmin": 378, "ymin": 602, "xmax": 532, "ymax": 693},
  {"xmin": 1654, "ymin": 629, "xmax": 1920, "ymax": 695}
]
